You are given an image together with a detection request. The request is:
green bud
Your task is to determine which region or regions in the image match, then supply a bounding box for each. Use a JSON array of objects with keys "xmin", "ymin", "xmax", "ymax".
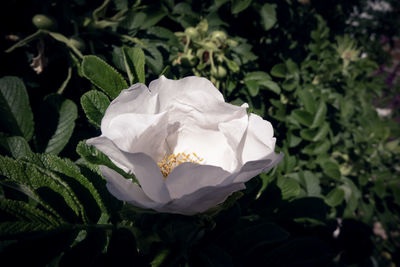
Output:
[
  {"xmin": 210, "ymin": 31, "xmax": 227, "ymax": 42},
  {"xmin": 197, "ymin": 20, "xmax": 208, "ymax": 35},
  {"xmin": 211, "ymin": 65, "xmax": 227, "ymax": 79},
  {"xmin": 32, "ymin": 14, "xmax": 57, "ymax": 30},
  {"xmin": 185, "ymin": 27, "xmax": 199, "ymax": 39}
]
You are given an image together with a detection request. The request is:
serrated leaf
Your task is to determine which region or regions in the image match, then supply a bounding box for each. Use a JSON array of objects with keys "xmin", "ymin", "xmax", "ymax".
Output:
[
  {"xmin": 24, "ymin": 153, "xmax": 108, "ymax": 221},
  {"xmin": 0, "ymin": 135, "xmax": 33, "ymax": 159},
  {"xmin": 81, "ymin": 90, "xmax": 110, "ymax": 128},
  {"xmin": 260, "ymin": 3, "xmax": 277, "ymax": 31},
  {"xmin": 0, "ymin": 156, "xmax": 85, "ymax": 222},
  {"xmin": 325, "ymin": 188, "xmax": 344, "ymax": 207},
  {"xmin": 122, "ymin": 46, "xmax": 145, "ymax": 85},
  {"xmin": 82, "ymin": 55, "xmax": 128, "ymax": 99},
  {"xmin": 231, "ymin": 0, "xmax": 252, "ymax": 14},
  {"xmin": 0, "ymin": 76, "xmax": 34, "ymax": 141},
  {"xmin": 0, "ymin": 198, "xmax": 59, "ymax": 225},
  {"xmin": 0, "ymin": 221, "xmax": 57, "ymax": 238},
  {"xmin": 76, "ymin": 141, "xmax": 136, "ymax": 181},
  {"xmin": 36, "ymin": 94, "xmax": 77, "ymax": 155}
]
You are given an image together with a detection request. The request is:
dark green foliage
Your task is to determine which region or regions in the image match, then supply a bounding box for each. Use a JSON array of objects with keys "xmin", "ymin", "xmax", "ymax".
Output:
[{"xmin": 1, "ymin": 0, "xmax": 399, "ymax": 266}]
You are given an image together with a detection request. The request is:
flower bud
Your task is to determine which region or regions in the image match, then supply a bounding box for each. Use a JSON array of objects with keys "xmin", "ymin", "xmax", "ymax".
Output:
[{"xmin": 32, "ymin": 14, "xmax": 57, "ymax": 30}]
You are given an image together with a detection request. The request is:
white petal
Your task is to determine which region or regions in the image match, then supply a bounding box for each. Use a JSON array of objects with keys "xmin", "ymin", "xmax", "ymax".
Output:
[
  {"xmin": 218, "ymin": 115, "xmax": 248, "ymax": 167},
  {"xmin": 232, "ymin": 152, "xmax": 284, "ymax": 183},
  {"xmin": 165, "ymin": 162, "xmax": 231, "ymax": 199},
  {"xmin": 170, "ymin": 125, "xmax": 237, "ymax": 172},
  {"xmin": 162, "ymin": 182, "xmax": 246, "ymax": 215},
  {"xmin": 241, "ymin": 113, "xmax": 277, "ymax": 163},
  {"xmin": 86, "ymin": 136, "xmax": 171, "ymax": 204},
  {"xmin": 100, "ymin": 166, "xmax": 163, "ymax": 210},
  {"xmin": 101, "ymin": 83, "xmax": 156, "ymax": 132}
]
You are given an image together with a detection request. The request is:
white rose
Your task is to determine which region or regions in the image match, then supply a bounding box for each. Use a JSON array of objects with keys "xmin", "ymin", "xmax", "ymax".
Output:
[{"xmin": 87, "ymin": 76, "xmax": 283, "ymax": 215}]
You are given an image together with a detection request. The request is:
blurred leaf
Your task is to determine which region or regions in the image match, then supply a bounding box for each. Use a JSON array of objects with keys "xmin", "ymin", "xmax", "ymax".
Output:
[
  {"xmin": 291, "ymin": 109, "xmax": 313, "ymax": 127},
  {"xmin": 122, "ymin": 46, "xmax": 146, "ymax": 85},
  {"xmin": 245, "ymin": 80, "xmax": 259, "ymax": 97},
  {"xmin": 0, "ymin": 76, "xmax": 34, "ymax": 141},
  {"xmin": 278, "ymin": 176, "xmax": 301, "ymax": 199},
  {"xmin": 231, "ymin": 0, "xmax": 252, "ymax": 14},
  {"xmin": 82, "ymin": 55, "xmax": 128, "ymax": 99},
  {"xmin": 301, "ymin": 171, "xmax": 321, "ymax": 197},
  {"xmin": 270, "ymin": 63, "xmax": 286, "ymax": 78},
  {"xmin": 321, "ymin": 161, "xmax": 341, "ymax": 181},
  {"xmin": 325, "ymin": 187, "xmax": 344, "ymax": 207},
  {"xmin": 226, "ymin": 59, "xmax": 240, "ymax": 72},
  {"xmin": 36, "ymin": 94, "xmax": 77, "ymax": 155},
  {"xmin": 143, "ymin": 45, "xmax": 163, "ymax": 75},
  {"xmin": 310, "ymin": 101, "xmax": 327, "ymax": 129},
  {"xmin": 0, "ymin": 136, "xmax": 33, "ymax": 159},
  {"xmin": 300, "ymin": 122, "xmax": 330, "ymax": 142},
  {"xmin": 81, "ymin": 90, "xmax": 110, "ymax": 128},
  {"xmin": 260, "ymin": 3, "xmax": 277, "ymax": 31}
]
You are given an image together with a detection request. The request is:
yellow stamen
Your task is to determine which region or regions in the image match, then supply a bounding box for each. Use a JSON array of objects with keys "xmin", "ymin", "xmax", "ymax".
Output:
[{"xmin": 158, "ymin": 152, "xmax": 203, "ymax": 178}]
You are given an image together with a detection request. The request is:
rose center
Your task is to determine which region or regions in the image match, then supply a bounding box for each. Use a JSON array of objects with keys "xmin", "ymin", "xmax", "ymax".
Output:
[{"xmin": 157, "ymin": 152, "xmax": 203, "ymax": 178}]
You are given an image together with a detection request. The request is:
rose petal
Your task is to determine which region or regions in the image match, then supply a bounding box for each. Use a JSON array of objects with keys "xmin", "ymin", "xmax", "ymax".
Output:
[
  {"xmin": 100, "ymin": 166, "xmax": 163, "ymax": 210},
  {"xmin": 170, "ymin": 124, "xmax": 237, "ymax": 172},
  {"xmin": 162, "ymin": 182, "xmax": 245, "ymax": 215},
  {"xmin": 86, "ymin": 136, "xmax": 171, "ymax": 203},
  {"xmin": 232, "ymin": 152, "xmax": 284, "ymax": 183},
  {"xmin": 101, "ymin": 83, "xmax": 157, "ymax": 132},
  {"xmin": 165, "ymin": 162, "xmax": 231, "ymax": 199},
  {"xmin": 241, "ymin": 113, "xmax": 277, "ymax": 163}
]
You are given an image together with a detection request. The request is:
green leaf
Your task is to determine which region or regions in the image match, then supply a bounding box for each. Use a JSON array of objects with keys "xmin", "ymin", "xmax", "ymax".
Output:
[
  {"xmin": 144, "ymin": 45, "xmax": 164, "ymax": 75},
  {"xmin": 0, "ymin": 156, "xmax": 86, "ymax": 222},
  {"xmin": 297, "ymin": 88, "xmax": 316, "ymax": 113},
  {"xmin": 261, "ymin": 80, "xmax": 281, "ymax": 94},
  {"xmin": 25, "ymin": 153, "xmax": 108, "ymax": 220},
  {"xmin": 300, "ymin": 122, "xmax": 330, "ymax": 142},
  {"xmin": 0, "ymin": 76, "xmax": 34, "ymax": 140},
  {"xmin": 231, "ymin": 0, "xmax": 252, "ymax": 14},
  {"xmin": 282, "ymin": 77, "xmax": 298, "ymax": 91},
  {"xmin": 36, "ymin": 94, "xmax": 77, "ymax": 155},
  {"xmin": 270, "ymin": 63, "xmax": 286, "ymax": 78},
  {"xmin": 244, "ymin": 71, "xmax": 271, "ymax": 81},
  {"xmin": 0, "ymin": 198, "xmax": 59, "ymax": 225},
  {"xmin": 310, "ymin": 101, "xmax": 327, "ymax": 129},
  {"xmin": 76, "ymin": 141, "xmax": 136, "ymax": 181},
  {"xmin": 302, "ymin": 139, "xmax": 331, "ymax": 155},
  {"xmin": 325, "ymin": 188, "xmax": 344, "ymax": 207},
  {"xmin": 0, "ymin": 221, "xmax": 56, "ymax": 238},
  {"xmin": 260, "ymin": 3, "xmax": 277, "ymax": 31},
  {"xmin": 81, "ymin": 90, "xmax": 110, "ymax": 128},
  {"xmin": 122, "ymin": 46, "xmax": 146, "ymax": 85},
  {"xmin": 278, "ymin": 176, "xmax": 301, "ymax": 200},
  {"xmin": 0, "ymin": 135, "xmax": 33, "ymax": 159},
  {"xmin": 245, "ymin": 80, "xmax": 259, "ymax": 97},
  {"xmin": 226, "ymin": 59, "xmax": 240, "ymax": 72},
  {"xmin": 321, "ymin": 161, "xmax": 341, "ymax": 181},
  {"xmin": 301, "ymin": 171, "xmax": 321, "ymax": 197},
  {"xmin": 291, "ymin": 109, "xmax": 313, "ymax": 127},
  {"xmin": 82, "ymin": 55, "xmax": 128, "ymax": 99}
]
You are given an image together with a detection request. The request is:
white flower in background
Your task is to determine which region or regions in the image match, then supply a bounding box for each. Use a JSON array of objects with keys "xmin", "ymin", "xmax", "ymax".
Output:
[
  {"xmin": 376, "ymin": 107, "xmax": 392, "ymax": 118},
  {"xmin": 87, "ymin": 76, "xmax": 283, "ymax": 215}
]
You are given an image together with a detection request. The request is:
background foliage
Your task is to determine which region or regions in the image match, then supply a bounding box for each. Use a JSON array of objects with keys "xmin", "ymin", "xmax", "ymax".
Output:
[{"xmin": 1, "ymin": 0, "xmax": 399, "ymax": 266}]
